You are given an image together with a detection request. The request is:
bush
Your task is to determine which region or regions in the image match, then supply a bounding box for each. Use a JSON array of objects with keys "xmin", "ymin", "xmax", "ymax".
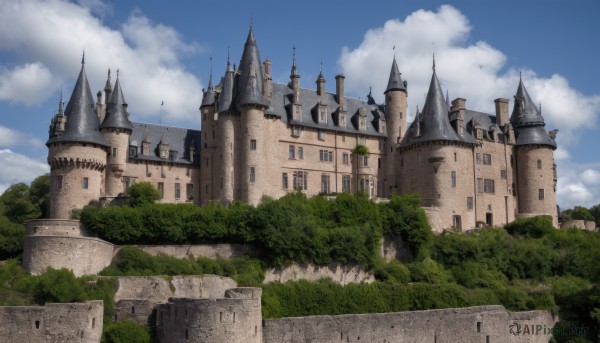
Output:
[
  {"xmin": 30, "ymin": 268, "xmax": 86, "ymax": 304},
  {"xmin": 102, "ymin": 320, "xmax": 151, "ymax": 343},
  {"xmin": 409, "ymin": 258, "xmax": 453, "ymax": 284},
  {"xmin": 0, "ymin": 215, "xmax": 24, "ymax": 259},
  {"xmin": 127, "ymin": 182, "xmax": 160, "ymax": 207},
  {"xmin": 504, "ymin": 215, "xmax": 554, "ymax": 238}
]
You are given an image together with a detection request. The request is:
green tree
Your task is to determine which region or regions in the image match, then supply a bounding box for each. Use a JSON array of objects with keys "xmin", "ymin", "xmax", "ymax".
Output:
[
  {"xmin": 102, "ymin": 320, "xmax": 151, "ymax": 343},
  {"xmin": 29, "ymin": 174, "xmax": 50, "ymax": 218},
  {"xmin": 31, "ymin": 268, "xmax": 86, "ymax": 304},
  {"xmin": 0, "ymin": 182, "xmax": 40, "ymax": 223},
  {"xmin": 589, "ymin": 204, "xmax": 600, "ymax": 227},
  {"xmin": 127, "ymin": 182, "xmax": 160, "ymax": 207},
  {"xmin": 0, "ymin": 215, "xmax": 25, "ymax": 258},
  {"xmin": 561, "ymin": 206, "xmax": 594, "ymax": 222}
]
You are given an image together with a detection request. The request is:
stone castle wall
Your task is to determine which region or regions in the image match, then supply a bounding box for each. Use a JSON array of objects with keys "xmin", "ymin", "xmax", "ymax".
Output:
[
  {"xmin": 263, "ymin": 305, "xmax": 556, "ymax": 343},
  {"xmin": 0, "ymin": 301, "xmax": 103, "ymax": 343},
  {"xmin": 561, "ymin": 219, "xmax": 597, "ymax": 231},
  {"xmin": 264, "ymin": 263, "xmax": 374, "ymax": 285},
  {"xmin": 156, "ymin": 288, "xmax": 262, "ymax": 343}
]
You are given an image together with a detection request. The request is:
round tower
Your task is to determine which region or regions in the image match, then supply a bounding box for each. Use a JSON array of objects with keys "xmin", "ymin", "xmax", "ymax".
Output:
[
  {"xmin": 47, "ymin": 56, "xmax": 110, "ymax": 219},
  {"xmin": 200, "ymin": 67, "xmax": 218, "ymax": 203},
  {"xmin": 217, "ymin": 60, "xmax": 236, "ymax": 205},
  {"xmin": 100, "ymin": 70, "xmax": 133, "ymax": 198},
  {"xmin": 384, "ymin": 56, "xmax": 408, "ymax": 196},
  {"xmin": 511, "ymin": 78, "xmax": 558, "ymax": 226}
]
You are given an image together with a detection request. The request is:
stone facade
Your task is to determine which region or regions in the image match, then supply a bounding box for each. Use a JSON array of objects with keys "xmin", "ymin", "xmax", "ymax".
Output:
[{"xmin": 0, "ymin": 301, "xmax": 103, "ymax": 343}]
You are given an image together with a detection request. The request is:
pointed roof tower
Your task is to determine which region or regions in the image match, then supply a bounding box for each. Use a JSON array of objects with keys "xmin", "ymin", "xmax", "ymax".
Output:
[
  {"xmin": 235, "ymin": 24, "xmax": 266, "ymax": 108},
  {"xmin": 217, "ymin": 59, "xmax": 235, "ymax": 112},
  {"xmin": 201, "ymin": 58, "xmax": 216, "ymax": 107},
  {"xmin": 510, "ymin": 76, "xmax": 556, "ymax": 148},
  {"xmin": 400, "ymin": 58, "xmax": 465, "ymax": 147},
  {"xmin": 47, "ymin": 53, "xmax": 109, "ymax": 147},
  {"xmin": 101, "ymin": 70, "xmax": 133, "ymax": 130},
  {"xmin": 385, "ymin": 56, "xmax": 407, "ymax": 94}
]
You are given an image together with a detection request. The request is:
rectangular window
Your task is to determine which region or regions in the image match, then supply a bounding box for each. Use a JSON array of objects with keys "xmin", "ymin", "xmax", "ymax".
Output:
[
  {"xmin": 174, "ymin": 183, "xmax": 181, "ymax": 199},
  {"xmin": 320, "ymin": 110, "xmax": 326, "ymax": 123},
  {"xmin": 477, "ymin": 178, "xmax": 483, "ymax": 193},
  {"xmin": 298, "ymin": 147, "xmax": 303, "ymax": 159},
  {"xmin": 343, "ymin": 153, "xmax": 349, "ymax": 165},
  {"xmin": 129, "ymin": 146, "xmax": 136, "ymax": 157},
  {"xmin": 250, "ymin": 167, "xmax": 256, "ymax": 183},
  {"xmin": 250, "ymin": 139, "xmax": 256, "ymax": 150},
  {"xmin": 320, "ymin": 150, "xmax": 333, "ymax": 162},
  {"xmin": 292, "ymin": 126, "xmax": 301, "ymax": 137},
  {"xmin": 328, "ymin": 151, "xmax": 333, "ymax": 162},
  {"xmin": 451, "ymin": 171, "xmax": 456, "ymax": 188},
  {"xmin": 363, "ymin": 156, "xmax": 369, "ymax": 166},
  {"xmin": 500, "ymin": 170, "xmax": 507, "ymax": 180},
  {"xmin": 467, "ymin": 197, "xmax": 474, "ymax": 210},
  {"xmin": 83, "ymin": 177, "xmax": 89, "ymax": 189},
  {"xmin": 340, "ymin": 114, "xmax": 346, "ymax": 126},
  {"xmin": 342, "ymin": 175, "xmax": 351, "ymax": 193},
  {"xmin": 321, "ymin": 174, "xmax": 330, "ymax": 193},
  {"xmin": 186, "ymin": 183, "xmax": 193, "ymax": 200},
  {"xmin": 112, "ymin": 147, "xmax": 117, "ymax": 158},
  {"xmin": 537, "ymin": 159, "xmax": 542, "ymax": 169},
  {"xmin": 282, "ymin": 173, "xmax": 288, "ymax": 189},
  {"xmin": 318, "ymin": 130, "xmax": 325, "ymax": 140},
  {"xmin": 476, "ymin": 153, "xmax": 481, "ymax": 164},
  {"xmin": 292, "ymin": 171, "xmax": 307, "ymax": 190},
  {"xmin": 483, "ymin": 153, "xmax": 492, "ymax": 165},
  {"xmin": 158, "ymin": 182, "xmax": 164, "ymax": 198},
  {"xmin": 539, "ymin": 189, "xmax": 545, "ymax": 200},
  {"xmin": 484, "ymin": 179, "xmax": 495, "ymax": 193},
  {"xmin": 57, "ymin": 175, "xmax": 63, "ymax": 190},
  {"xmin": 289, "ymin": 145, "xmax": 295, "ymax": 159}
]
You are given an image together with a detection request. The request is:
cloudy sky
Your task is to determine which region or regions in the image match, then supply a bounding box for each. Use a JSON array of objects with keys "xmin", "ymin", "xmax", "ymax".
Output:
[{"xmin": 0, "ymin": 0, "xmax": 598, "ymax": 210}]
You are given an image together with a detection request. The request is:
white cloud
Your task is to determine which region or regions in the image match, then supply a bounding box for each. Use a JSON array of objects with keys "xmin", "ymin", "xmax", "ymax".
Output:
[
  {"xmin": 0, "ymin": 125, "xmax": 44, "ymax": 149},
  {"xmin": 0, "ymin": 0, "xmax": 204, "ymax": 122},
  {"xmin": 0, "ymin": 149, "xmax": 49, "ymax": 195},
  {"xmin": 338, "ymin": 5, "xmax": 600, "ymax": 145},
  {"xmin": 0, "ymin": 63, "xmax": 54, "ymax": 105},
  {"xmin": 339, "ymin": 5, "xmax": 600, "ymax": 210}
]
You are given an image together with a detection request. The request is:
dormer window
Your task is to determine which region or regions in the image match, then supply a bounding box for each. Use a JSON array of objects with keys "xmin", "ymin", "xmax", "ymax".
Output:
[
  {"xmin": 160, "ymin": 149, "xmax": 168, "ymax": 158},
  {"xmin": 293, "ymin": 104, "xmax": 302, "ymax": 121},
  {"xmin": 476, "ymin": 129, "xmax": 483, "ymax": 139},
  {"xmin": 358, "ymin": 108, "xmax": 367, "ymax": 131},
  {"xmin": 129, "ymin": 146, "xmax": 137, "ymax": 157}
]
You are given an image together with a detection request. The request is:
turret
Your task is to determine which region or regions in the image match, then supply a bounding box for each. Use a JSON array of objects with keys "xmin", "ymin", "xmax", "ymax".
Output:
[
  {"xmin": 217, "ymin": 59, "xmax": 236, "ymax": 204},
  {"xmin": 100, "ymin": 70, "xmax": 133, "ymax": 197},
  {"xmin": 200, "ymin": 64, "xmax": 217, "ymax": 203},
  {"xmin": 236, "ymin": 24, "xmax": 268, "ymax": 205},
  {"xmin": 46, "ymin": 54, "xmax": 109, "ymax": 219},
  {"xmin": 511, "ymin": 76, "xmax": 558, "ymax": 226},
  {"xmin": 289, "ymin": 48, "xmax": 302, "ymax": 122},
  {"xmin": 384, "ymin": 56, "xmax": 408, "ymax": 196}
]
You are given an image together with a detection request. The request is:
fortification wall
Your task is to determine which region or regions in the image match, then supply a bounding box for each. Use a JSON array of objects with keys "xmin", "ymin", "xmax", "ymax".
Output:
[
  {"xmin": 25, "ymin": 219, "xmax": 95, "ymax": 237},
  {"xmin": 264, "ymin": 263, "xmax": 374, "ymax": 285},
  {"xmin": 126, "ymin": 244, "xmax": 256, "ymax": 260},
  {"xmin": 0, "ymin": 300, "xmax": 103, "ymax": 343},
  {"xmin": 263, "ymin": 305, "xmax": 556, "ymax": 343},
  {"xmin": 23, "ymin": 235, "xmax": 114, "ymax": 276},
  {"xmin": 561, "ymin": 219, "xmax": 597, "ymax": 231},
  {"xmin": 156, "ymin": 287, "xmax": 262, "ymax": 343},
  {"xmin": 113, "ymin": 275, "xmax": 237, "ymax": 324}
]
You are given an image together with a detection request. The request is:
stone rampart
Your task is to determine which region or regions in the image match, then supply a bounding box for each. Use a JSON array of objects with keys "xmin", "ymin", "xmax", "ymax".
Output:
[
  {"xmin": 23, "ymin": 235, "xmax": 114, "ymax": 276},
  {"xmin": 156, "ymin": 287, "xmax": 262, "ymax": 343},
  {"xmin": 264, "ymin": 263, "xmax": 375, "ymax": 285},
  {"xmin": 263, "ymin": 305, "xmax": 556, "ymax": 343},
  {"xmin": 561, "ymin": 219, "xmax": 597, "ymax": 231},
  {"xmin": 125, "ymin": 244, "xmax": 256, "ymax": 260},
  {"xmin": 0, "ymin": 300, "xmax": 103, "ymax": 343},
  {"xmin": 25, "ymin": 219, "xmax": 95, "ymax": 237},
  {"xmin": 113, "ymin": 275, "xmax": 237, "ymax": 324}
]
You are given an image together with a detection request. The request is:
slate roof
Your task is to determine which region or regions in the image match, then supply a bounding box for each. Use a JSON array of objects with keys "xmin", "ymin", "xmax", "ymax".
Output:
[
  {"xmin": 128, "ymin": 122, "xmax": 201, "ymax": 166},
  {"xmin": 510, "ymin": 78, "xmax": 556, "ymax": 149},
  {"xmin": 400, "ymin": 69, "xmax": 471, "ymax": 148},
  {"xmin": 100, "ymin": 75, "xmax": 133, "ymax": 131},
  {"xmin": 47, "ymin": 61, "xmax": 109, "ymax": 148},
  {"xmin": 385, "ymin": 57, "xmax": 407, "ymax": 94}
]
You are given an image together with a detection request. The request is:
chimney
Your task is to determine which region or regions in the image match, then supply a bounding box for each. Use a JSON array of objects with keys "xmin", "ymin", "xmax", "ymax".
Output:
[
  {"xmin": 451, "ymin": 98, "xmax": 466, "ymax": 136},
  {"xmin": 494, "ymin": 98, "xmax": 509, "ymax": 127},
  {"xmin": 335, "ymin": 74, "xmax": 345, "ymax": 108},
  {"xmin": 263, "ymin": 59, "xmax": 272, "ymax": 99},
  {"xmin": 316, "ymin": 74, "xmax": 326, "ymax": 103}
]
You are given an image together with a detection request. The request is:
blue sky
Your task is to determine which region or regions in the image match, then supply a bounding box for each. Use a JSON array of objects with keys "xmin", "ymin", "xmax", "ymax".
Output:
[{"xmin": 0, "ymin": 0, "xmax": 598, "ymax": 209}]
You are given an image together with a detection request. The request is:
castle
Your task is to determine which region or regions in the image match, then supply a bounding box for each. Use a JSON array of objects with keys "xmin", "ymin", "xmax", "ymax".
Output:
[{"xmin": 46, "ymin": 26, "xmax": 558, "ymax": 231}]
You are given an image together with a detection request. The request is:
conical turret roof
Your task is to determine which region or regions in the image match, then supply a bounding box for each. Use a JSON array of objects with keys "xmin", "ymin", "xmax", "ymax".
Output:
[
  {"xmin": 217, "ymin": 61, "xmax": 235, "ymax": 112},
  {"xmin": 101, "ymin": 72, "xmax": 133, "ymax": 130},
  {"xmin": 510, "ymin": 77, "xmax": 556, "ymax": 148},
  {"xmin": 385, "ymin": 57, "xmax": 406, "ymax": 94},
  {"xmin": 47, "ymin": 57, "xmax": 109, "ymax": 147},
  {"xmin": 235, "ymin": 25, "xmax": 266, "ymax": 108},
  {"xmin": 201, "ymin": 69, "xmax": 216, "ymax": 107}
]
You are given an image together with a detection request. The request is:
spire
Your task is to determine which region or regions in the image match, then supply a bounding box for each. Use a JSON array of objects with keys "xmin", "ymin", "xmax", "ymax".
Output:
[
  {"xmin": 510, "ymin": 77, "xmax": 555, "ymax": 148},
  {"xmin": 101, "ymin": 71, "xmax": 133, "ymax": 131},
  {"xmin": 446, "ymin": 89, "xmax": 451, "ymax": 110},
  {"xmin": 81, "ymin": 51, "xmax": 85, "ymax": 65},
  {"xmin": 385, "ymin": 56, "xmax": 406, "ymax": 94},
  {"xmin": 432, "ymin": 52, "xmax": 436, "ymax": 71},
  {"xmin": 218, "ymin": 59, "xmax": 235, "ymax": 112},
  {"xmin": 236, "ymin": 23, "xmax": 266, "ymax": 108},
  {"xmin": 57, "ymin": 90, "xmax": 64, "ymax": 115},
  {"xmin": 401, "ymin": 65, "xmax": 463, "ymax": 147},
  {"xmin": 104, "ymin": 69, "xmax": 112, "ymax": 93},
  {"xmin": 201, "ymin": 57, "xmax": 216, "ymax": 107},
  {"xmin": 47, "ymin": 58, "xmax": 109, "ymax": 147},
  {"xmin": 290, "ymin": 45, "xmax": 298, "ymax": 76}
]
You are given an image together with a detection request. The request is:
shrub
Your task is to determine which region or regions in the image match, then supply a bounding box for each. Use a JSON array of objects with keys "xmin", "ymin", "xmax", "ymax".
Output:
[
  {"xmin": 127, "ymin": 182, "xmax": 160, "ymax": 207},
  {"xmin": 31, "ymin": 268, "xmax": 86, "ymax": 304},
  {"xmin": 504, "ymin": 215, "xmax": 554, "ymax": 238},
  {"xmin": 0, "ymin": 215, "xmax": 24, "ymax": 259},
  {"xmin": 409, "ymin": 258, "xmax": 453, "ymax": 284},
  {"xmin": 102, "ymin": 320, "xmax": 151, "ymax": 343}
]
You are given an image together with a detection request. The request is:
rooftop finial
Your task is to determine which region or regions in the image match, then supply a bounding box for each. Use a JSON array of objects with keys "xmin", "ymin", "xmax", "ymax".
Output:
[
  {"xmin": 107, "ymin": 68, "xmax": 111, "ymax": 80},
  {"xmin": 320, "ymin": 61, "xmax": 323, "ymax": 74},
  {"xmin": 519, "ymin": 70, "xmax": 522, "ymax": 80},
  {"xmin": 393, "ymin": 45, "xmax": 396, "ymax": 57},
  {"xmin": 58, "ymin": 87, "xmax": 64, "ymax": 115},
  {"xmin": 432, "ymin": 52, "xmax": 436, "ymax": 71},
  {"xmin": 250, "ymin": 16, "xmax": 253, "ymax": 29},
  {"xmin": 227, "ymin": 45, "xmax": 230, "ymax": 64},
  {"xmin": 293, "ymin": 45, "xmax": 296, "ymax": 65},
  {"xmin": 539, "ymin": 102, "xmax": 542, "ymax": 115},
  {"xmin": 116, "ymin": 69, "xmax": 119, "ymax": 78},
  {"xmin": 81, "ymin": 51, "xmax": 85, "ymax": 65}
]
